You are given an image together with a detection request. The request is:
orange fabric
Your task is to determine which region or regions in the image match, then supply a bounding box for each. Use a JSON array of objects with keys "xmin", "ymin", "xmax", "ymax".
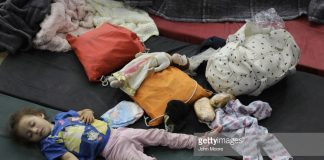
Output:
[
  {"xmin": 132, "ymin": 67, "xmax": 212, "ymax": 126},
  {"xmin": 67, "ymin": 23, "xmax": 145, "ymax": 81}
]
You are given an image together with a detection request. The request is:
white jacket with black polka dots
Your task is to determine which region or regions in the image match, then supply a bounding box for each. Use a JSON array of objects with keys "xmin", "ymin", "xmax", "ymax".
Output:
[{"xmin": 205, "ymin": 22, "xmax": 300, "ymax": 96}]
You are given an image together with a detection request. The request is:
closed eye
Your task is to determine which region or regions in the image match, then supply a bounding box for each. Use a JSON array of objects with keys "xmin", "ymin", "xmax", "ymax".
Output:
[{"xmin": 29, "ymin": 121, "xmax": 35, "ymax": 127}]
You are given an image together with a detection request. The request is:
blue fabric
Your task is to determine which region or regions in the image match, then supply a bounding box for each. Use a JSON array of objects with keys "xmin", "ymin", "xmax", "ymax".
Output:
[
  {"xmin": 100, "ymin": 101, "xmax": 144, "ymax": 128},
  {"xmin": 40, "ymin": 110, "xmax": 110, "ymax": 160}
]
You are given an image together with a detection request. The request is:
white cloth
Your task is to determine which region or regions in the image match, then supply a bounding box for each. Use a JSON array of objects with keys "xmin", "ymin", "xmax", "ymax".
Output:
[
  {"xmin": 113, "ymin": 52, "xmax": 171, "ymax": 96},
  {"xmin": 33, "ymin": 0, "xmax": 95, "ymax": 52},
  {"xmin": 86, "ymin": 0, "xmax": 159, "ymax": 42},
  {"xmin": 205, "ymin": 22, "xmax": 300, "ymax": 96}
]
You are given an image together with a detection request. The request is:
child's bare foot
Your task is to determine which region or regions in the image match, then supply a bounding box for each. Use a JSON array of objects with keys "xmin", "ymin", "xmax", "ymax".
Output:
[
  {"xmin": 171, "ymin": 53, "xmax": 190, "ymax": 70},
  {"xmin": 204, "ymin": 126, "xmax": 223, "ymax": 137},
  {"xmin": 198, "ymin": 126, "xmax": 223, "ymax": 148}
]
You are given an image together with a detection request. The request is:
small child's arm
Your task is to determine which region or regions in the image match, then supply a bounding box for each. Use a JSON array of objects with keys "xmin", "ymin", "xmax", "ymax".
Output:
[{"xmin": 77, "ymin": 109, "xmax": 94, "ymax": 124}]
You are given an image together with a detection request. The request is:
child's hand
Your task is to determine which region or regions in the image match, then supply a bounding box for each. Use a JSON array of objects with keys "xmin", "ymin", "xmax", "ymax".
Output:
[{"xmin": 78, "ymin": 109, "xmax": 95, "ymax": 124}]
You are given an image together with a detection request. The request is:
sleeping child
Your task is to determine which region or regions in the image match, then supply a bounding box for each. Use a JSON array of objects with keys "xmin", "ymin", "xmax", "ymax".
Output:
[{"xmin": 9, "ymin": 107, "xmax": 222, "ymax": 160}]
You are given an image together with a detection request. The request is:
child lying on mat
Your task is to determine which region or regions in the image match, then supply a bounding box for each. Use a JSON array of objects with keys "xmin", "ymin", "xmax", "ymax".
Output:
[{"xmin": 9, "ymin": 108, "xmax": 222, "ymax": 160}]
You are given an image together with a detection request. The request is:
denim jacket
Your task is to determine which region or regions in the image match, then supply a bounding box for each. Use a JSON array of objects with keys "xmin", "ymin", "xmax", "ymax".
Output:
[{"xmin": 120, "ymin": 0, "xmax": 324, "ymax": 23}]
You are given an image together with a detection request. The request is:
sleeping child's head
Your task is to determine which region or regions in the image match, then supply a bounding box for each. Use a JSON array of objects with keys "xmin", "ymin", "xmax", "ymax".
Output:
[{"xmin": 9, "ymin": 108, "xmax": 53, "ymax": 143}]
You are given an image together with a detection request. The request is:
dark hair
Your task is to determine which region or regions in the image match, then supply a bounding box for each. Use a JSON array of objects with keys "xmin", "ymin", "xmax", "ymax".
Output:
[{"xmin": 8, "ymin": 107, "xmax": 49, "ymax": 144}]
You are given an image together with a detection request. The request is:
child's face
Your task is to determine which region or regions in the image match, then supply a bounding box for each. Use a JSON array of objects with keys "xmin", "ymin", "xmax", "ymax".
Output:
[{"xmin": 16, "ymin": 114, "xmax": 53, "ymax": 142}]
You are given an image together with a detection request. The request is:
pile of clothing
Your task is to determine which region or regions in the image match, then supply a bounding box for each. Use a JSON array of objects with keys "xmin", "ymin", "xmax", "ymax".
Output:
[{"xmin": 0, "ymin": 0, "xmax": 158, "ymax": 54}]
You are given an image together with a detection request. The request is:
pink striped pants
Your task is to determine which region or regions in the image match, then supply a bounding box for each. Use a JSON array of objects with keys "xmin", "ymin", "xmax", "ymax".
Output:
[{"xmin": 101, "ymin": 128, "xmax": 196, "ymax": 160}]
